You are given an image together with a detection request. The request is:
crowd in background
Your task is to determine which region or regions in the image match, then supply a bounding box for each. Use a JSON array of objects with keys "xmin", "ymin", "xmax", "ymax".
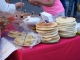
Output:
[
  {"xmin": 60, "ymin": 0, "xmax": 79, "ymax": 18},
  {"xmin": 0, "ymin": 0, "xmax": 79, "ymax": 20}
]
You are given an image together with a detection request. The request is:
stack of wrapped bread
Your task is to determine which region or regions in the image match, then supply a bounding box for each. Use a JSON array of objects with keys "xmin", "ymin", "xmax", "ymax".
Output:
[
  {"xmin": 8, "ymin": 31, "xmax": 41, "ymax": 46},
  {"xmin": 56, "ymin": 17, "xmax": 77, "ymax": 38},
  {"xmin": 36, "ymin": 22, "xmax": 60, "ymax": 43},
  {"xmin": 14, "ymin": 33, "xmax": 36, "ymax": 46},
  {"xmin": 8, "ymin": 31, "xmax": 25, "ymax": 38}
]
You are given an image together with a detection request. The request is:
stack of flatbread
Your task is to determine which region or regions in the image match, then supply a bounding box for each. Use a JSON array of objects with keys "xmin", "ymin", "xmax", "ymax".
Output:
[
  {"xmin": 14, "ymin": 33, "xmax": 36, "ymax": 46},
  {"xmin": 14, "ymin": 32, "xmax": 41, "ymax": 46},
  {"xmin": 8, "ymin": 31, "xmax": 41, "ymax": 46},
  {"xmin": 56, "ymin": 17, "xmax": 77, "ymax": 38},
  {"xmin": 8, "ymin": 31, "xmax": 26, "ymax": 38},
  {"xmin": 36, "ymin": 22, "xmax": 60, "ymax": 43}
]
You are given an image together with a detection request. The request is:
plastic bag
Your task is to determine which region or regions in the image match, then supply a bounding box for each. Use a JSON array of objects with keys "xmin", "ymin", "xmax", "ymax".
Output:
[
  {"xmin": 12, "ymin": 20, "xmax": 42, "ymax": 48},
  {"xmin": 76, "ymin": 23, "xmax": 80, "ymax": 35},
  {"xmin": 14, "ymin": 32, "xmax": 42, "ymax": 48},
  {"xmin": 24, "ymin": 32, "xmax": 42, "ymax": 48},
  {"xmin": 12, "ymin": 19, "xmax": 36, "ymax": 32},
  {"xmin": 12, "ymin": 20, "xmax": 25, "ymax": 32},
  {"xmin": 77, "ymin": 27, "xmax": 80, "ymax": 35},
  {"xmin": 23, "ymin": 16, "xmax": 41, "ymax": 25}
]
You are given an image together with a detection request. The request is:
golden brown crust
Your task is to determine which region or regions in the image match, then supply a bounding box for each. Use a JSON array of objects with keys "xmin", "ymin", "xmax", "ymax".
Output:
[{"xmin": 36, "ymin": 22, "xmax": 57, "ymax": 28}]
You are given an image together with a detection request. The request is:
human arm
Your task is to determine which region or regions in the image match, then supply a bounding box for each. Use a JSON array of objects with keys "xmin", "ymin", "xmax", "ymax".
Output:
[
  {"xmin": 0, "ymin": 0, "xmax": 24, "ymax": 14},
  {"xmin": 28, "ymin": 0, "xmax": 55, "ymax": 7},
  {"xmin": 28, "ymin": 0, "xmax": 40, "ymax": 6}
]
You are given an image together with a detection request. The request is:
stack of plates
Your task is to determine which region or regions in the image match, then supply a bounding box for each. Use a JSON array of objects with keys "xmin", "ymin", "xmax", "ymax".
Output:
[
  {"xmin": 56, "ymin": 17, "xmax": 77, "ymax": 38},
  {"xmin": 36, "ymin": 22, "xmax": 60, "ymax": 43}
]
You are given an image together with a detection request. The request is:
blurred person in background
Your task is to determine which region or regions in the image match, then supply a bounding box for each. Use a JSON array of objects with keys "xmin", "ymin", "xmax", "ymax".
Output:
[
  {"xmin": 0, "ymin": 0, "xmax": 24, "ymax": 14},
  {"xmin": 5, "ymin": 0, "xmax": 10, "ymax": 3},
  {"xmin": 60, "ymin": 0, "xmax": 66, "ymax": 16},
  {"xmin": 67, "ymin": 0, "xmax": 78, "ymax": 17},
  {"xmin": 28, "ymin": 0, "xmax": 65, "ymax": 21}
]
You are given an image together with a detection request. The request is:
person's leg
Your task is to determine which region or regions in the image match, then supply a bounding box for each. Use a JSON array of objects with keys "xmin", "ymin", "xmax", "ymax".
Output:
[
  {"xmin": 73, "ymin": 0, "xmax": 78, "ymax": 17},
  {"xmin": 67, "ymin": 0, "xmax": 74, "ymax": 17},
  {"xmin": 60, "ymin": 0, "xmax": 66, "ymax": 15},
  {"xmin": 53, "ymin": 11, "xmax": 65, "ymax": 22},
  {"xmin": 56, "ymin": 12, "xmax": 65, "ymax": 17}
]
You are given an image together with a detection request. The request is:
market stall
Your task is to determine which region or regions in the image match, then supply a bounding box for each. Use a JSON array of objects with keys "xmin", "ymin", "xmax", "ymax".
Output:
[
  {"xmin": 5, "ymin": 35, "xmax": 80, "ymax": 60},
  {"xmin": 0, "ymin": 11, "xmax": 80, "ymax": 60}
]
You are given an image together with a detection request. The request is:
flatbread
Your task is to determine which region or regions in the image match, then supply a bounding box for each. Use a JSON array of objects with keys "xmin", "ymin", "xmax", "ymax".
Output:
[
  {"xmin": 36, "ymin": 22, "xmax": 57, "ymax": 28},
  {"xmin": 14, "ymin": 33, "xmax": 36, "ymax": 46},
  {"xmin": 42, "ymin": 34, "xmax": 60, "ymax": 43},
  {"xmin": 56, "ymin": 17, "xmax": 77, "ymax": 38}
]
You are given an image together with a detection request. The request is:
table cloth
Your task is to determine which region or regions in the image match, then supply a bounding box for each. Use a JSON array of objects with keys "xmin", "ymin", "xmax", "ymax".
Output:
[{"xmin": 5, "ymin": 35, "xmax": 80, "ymax": 60}]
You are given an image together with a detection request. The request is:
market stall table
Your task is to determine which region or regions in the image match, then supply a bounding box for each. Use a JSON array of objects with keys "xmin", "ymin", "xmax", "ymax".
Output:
[{"xmin": 5, "ymin": 35, "xmax": 80, "ymax": 60}]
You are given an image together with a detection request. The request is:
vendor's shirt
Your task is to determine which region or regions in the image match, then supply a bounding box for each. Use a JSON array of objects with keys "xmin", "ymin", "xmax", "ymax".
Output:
[
  {"xmin": 42, "ymin": 0, "xmax": 64, "ymax": 16},
  {"xmin": 0, "ymin": 0, "xmax": 16, "ymax": 14}
]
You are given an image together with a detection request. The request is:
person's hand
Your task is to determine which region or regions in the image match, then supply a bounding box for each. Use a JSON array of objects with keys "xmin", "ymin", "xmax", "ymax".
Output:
[
  {"xmin": 28, "ymin": 0, "xmax": 33, "ymax": 4},
  {"xmin": 5, "ymin": 0, "xmax": 10, "ymax": 3},
  {"xmin": 28, "ymin": 0, "xmax": 35, "ymax": 5},
  {"xmin": 28, "ymin": 0, "xmax": 39, "ymax": 6},
  {"xmin": 15, "ymin": 2, "xmax": 24, "ymax": 8}
]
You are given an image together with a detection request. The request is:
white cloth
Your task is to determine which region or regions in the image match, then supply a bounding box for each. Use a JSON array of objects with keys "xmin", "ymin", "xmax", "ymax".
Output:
[{"xmin": 0, "ymin": 0, "xmax": 16, "ymax": 14}]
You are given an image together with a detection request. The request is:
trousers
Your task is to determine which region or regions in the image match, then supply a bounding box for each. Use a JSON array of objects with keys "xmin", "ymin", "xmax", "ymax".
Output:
[{"xmin": 67, "ymin": 0, "xmax": 78, "ymax": 17}]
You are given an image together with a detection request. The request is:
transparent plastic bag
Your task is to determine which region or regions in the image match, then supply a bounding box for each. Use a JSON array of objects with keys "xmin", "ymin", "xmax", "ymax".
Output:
[
  {"xmin": 12, "ymin": 20, "xmax": 25, "ymax": 32},
  {"xmin": 76, "ymin": 23, "xmax": 80, "ymax": 35},
  {"xmin": 12, "ymin": 20, "xmax": 42, "ymax": 48},
  {"xmin": 77, "ymin": 27, "xmax": 80, "ymax": 35},
  {"xmin": 12, "ymin": 19, "xmax": 35, "ymax": 32},
  {"xmin": 23, "ymin": 32, "xmax": 42, "ymax": 48}
]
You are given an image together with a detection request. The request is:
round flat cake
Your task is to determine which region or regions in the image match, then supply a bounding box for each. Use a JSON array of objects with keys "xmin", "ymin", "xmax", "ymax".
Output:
[
  {"xmin": 56, "ymin": 17, "xmax": 77, "ymax": 38},
  {"xmin": 36, "ymin": 22, "xmax": 60, "ymax": 43}
]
